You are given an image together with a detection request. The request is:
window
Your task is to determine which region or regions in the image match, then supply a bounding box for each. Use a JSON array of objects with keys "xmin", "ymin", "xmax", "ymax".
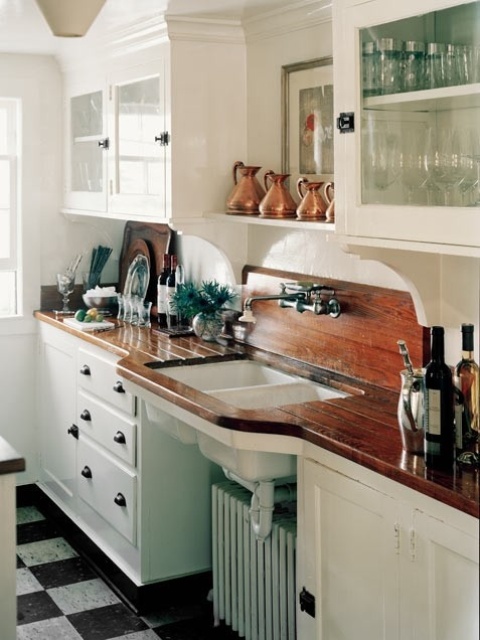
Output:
[{"xmin": 0, "ymin": 98, "xmax": 20, "ymax": 317}]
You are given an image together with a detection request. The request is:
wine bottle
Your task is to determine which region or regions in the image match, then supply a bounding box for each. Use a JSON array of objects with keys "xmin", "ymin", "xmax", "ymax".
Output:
[
  {"xmin": 454, "ymin": 323, "xmax": 479, "ymax": 453},
  {"xmin": 157, "ymin": 254, "xmax": 171, "ymax": 328},
  {"xmin": 166, "ymin": 255, "xmax": 178, "ymax": 330},
  {"xmin": 424, "ymin": 326, "xmax": 455, "ymax": 470}
]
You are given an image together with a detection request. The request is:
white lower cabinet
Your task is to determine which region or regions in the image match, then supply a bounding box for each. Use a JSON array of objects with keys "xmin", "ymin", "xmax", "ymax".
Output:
[
  {"xmin": 297, "ymin": 453, "xmax": 479, "ymax": 640},
  {"xmin": 37, "ymin": 322, "xmax": 220, "ymax": 588}
]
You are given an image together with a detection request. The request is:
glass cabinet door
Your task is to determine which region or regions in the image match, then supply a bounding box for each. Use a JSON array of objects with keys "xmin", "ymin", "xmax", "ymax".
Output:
[
  {"xmin": 359, "ymin": 1, "xmax": 480, "ymax": 210},
  {"xmin": 69, "ymin": 90, "xmax": 107, "ymax": 210},
  {"xmin": 335, "ymin": 0, "xmax": 480, "ymax": 252},
  {"xmin": 109, "ymin": 67, "xmax": 166, "ymax": 218}
]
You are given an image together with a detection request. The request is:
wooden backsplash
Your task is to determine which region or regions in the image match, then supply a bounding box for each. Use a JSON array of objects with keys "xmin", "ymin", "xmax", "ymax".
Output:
[{"xmin": 241, "ymin": 265, "xmax": 429, "ymax": 392}]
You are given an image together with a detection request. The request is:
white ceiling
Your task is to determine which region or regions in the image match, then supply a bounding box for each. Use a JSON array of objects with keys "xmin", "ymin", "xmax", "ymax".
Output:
[{"xmin": 0, "ymin": 0, "xmax": 303, "ymax": 55}]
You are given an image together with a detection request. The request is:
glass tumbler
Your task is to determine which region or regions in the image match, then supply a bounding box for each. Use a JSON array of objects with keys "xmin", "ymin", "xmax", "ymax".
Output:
[
  {"xmin": 455, "ymin": 44, "xmax": 474, "ymax": 85},
  {"xmin": 137, "ymin": 300, "xmax": 152, "ymax": 328},
  {"xmin": 425, "ymin": 43, "xmax": 447, "ymax": 88},
  {"xmin": 376, "ymin": 38, "xmax": 403, "ymax": 95},
  {"xmin": 402, "ymin": 41, "xmax": 425, "ymax": 92},
  {"xmin": 362, "ymin": 41, "xmax": 378, "ymax": 97}
]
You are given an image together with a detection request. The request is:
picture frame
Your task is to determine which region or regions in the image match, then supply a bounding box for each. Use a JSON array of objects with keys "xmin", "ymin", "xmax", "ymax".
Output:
[{"xmin": 281, "ymin": 56, "xmax": 334, "ymax": 187}]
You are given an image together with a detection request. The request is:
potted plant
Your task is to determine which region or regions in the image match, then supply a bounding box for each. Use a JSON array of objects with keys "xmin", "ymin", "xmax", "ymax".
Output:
[{"xmin": 171, "ymin": 280, "xmax": 237, "ymax": 341}]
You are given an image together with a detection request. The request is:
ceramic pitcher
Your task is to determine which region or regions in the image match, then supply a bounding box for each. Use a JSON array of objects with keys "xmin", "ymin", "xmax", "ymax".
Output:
[
  {"xmin": 259, "ymin": 171, "xmax": 297, "ymax": 218},
  {"xmin": 226, "ymin": 161, "xmax": 265, "ymax": 215}
]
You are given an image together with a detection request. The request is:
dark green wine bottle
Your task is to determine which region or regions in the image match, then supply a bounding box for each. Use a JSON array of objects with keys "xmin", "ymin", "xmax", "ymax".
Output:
[{"xmin": 424, "ymin": 326, "xmax": 455, "ymax": 470}]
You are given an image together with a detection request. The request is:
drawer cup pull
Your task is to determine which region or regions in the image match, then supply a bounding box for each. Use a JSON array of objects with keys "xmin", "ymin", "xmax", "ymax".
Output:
[
  {"xmin": 113, "ymin": 381, "xmax": 125, "ymax": 394},
  {"xmin": 81, "ymin": 465, "xmax": 92, "ymax": 479},
  {"xmin": 113, "ymin": 431, "xmax": 126, "ymax": 444},
  {"xmin": 80, "ymin": 409, "xmax": 91, "ymax": 421},
  {"xmin": 80, "ymin": 365, "xmax": 91, "ymax": 376},
  {"xmin": 114, "ymin": 493, "xmax": 127, "ymax": 507}
]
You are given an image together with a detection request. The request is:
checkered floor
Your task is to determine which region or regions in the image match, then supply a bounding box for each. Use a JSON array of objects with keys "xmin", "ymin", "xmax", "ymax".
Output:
[{"xmin": 16, "ymin": 505, "xmax": 238, "ymax": 640}]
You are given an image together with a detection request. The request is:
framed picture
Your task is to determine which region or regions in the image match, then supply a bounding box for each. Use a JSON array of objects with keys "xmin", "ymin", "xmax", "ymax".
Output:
[{"xmin": 281, "ymin": 56, "xmax": 334, "ymax": 186}]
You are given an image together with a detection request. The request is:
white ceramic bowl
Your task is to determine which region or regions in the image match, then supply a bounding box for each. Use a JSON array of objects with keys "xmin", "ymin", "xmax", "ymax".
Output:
[{"xmin": 82, "ymin": 293, "xmax": 118, "ymax": 311}]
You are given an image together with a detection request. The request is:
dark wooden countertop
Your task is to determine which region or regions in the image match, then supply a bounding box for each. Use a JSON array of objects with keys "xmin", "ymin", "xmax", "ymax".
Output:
[
  {"xmin": 35, "ymin": 311, "xmax": 479, "ymax": 519},
  {"xmin": 0, "ymin": 436, "xmax": 25, "ymax": 476}
]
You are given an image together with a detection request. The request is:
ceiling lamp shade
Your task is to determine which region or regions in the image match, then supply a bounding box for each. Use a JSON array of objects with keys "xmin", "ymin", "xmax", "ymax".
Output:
[{"xmin": 35, "ymin": 0, "xmax": 107, "ymax": 37}]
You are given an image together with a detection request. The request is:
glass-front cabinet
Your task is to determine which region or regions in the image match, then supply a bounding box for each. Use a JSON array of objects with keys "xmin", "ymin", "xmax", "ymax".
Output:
[
  {"xmin": 66, "ymin": 86, "xmax": 108, "ymax": 212},
  {"xmin": 334, "ymin": 0, "xmax": 480, "ymax": 256},
  {"xmin": 64, "ymin": 61, "xmax": 166, "ymax": 219},
  {"xmin": 108, "ymin": 63, "xmax": 166, "ymax": 218}
]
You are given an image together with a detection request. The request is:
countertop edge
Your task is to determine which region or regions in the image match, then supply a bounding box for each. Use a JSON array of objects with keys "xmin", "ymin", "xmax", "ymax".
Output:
[{"xmin": 0, "ymin": 436, "xmax": 26, "ymax": 476}]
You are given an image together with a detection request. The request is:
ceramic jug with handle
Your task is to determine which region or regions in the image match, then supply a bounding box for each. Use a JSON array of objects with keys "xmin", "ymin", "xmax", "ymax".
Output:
[
  {"xmin": 397, "ymin": 368, "xmax": 425, "ymax": 454},
  {"xmin": 259, "ymin": 171, "xmax": 297, "ymax": 218},
  {"xmin": 296, "ymin": 178, "xmax": 331, "ymax": 220},
  {"xmin": 226, "ymin": 161, "xmax": 265, "ymax": 215}
]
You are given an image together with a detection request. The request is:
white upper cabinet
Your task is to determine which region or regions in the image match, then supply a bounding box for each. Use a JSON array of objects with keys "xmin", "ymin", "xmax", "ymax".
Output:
[
  {"xmin": 61, "ymin": 17, "xmax": 247, "ymax": 227},
  {"xmin": 333, "ymin": 0, "xmax": 480, "ymax": 257}
]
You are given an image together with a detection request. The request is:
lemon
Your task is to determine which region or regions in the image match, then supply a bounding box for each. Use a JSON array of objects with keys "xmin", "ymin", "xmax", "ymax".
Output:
[
  {"xmin": 86, "ymin": 308, "xmax": 98, "ymax": 320},
  {"xmin": 74, "ymin": 309, "xmax": 86, "ymax": 322}
]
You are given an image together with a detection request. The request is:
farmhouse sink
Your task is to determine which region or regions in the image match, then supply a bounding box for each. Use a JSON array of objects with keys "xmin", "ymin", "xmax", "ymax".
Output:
[
  {"xmin": 143, "ymin": 358, "xmax": 349, "ymax": 482},
  {"xmin": 157, "ymin": 359, "xmax": 347, "ymax": 404}
]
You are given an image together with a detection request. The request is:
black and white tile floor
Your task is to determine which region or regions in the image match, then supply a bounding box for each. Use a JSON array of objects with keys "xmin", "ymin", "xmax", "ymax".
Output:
[{"xmin": 16, "ymin": 505, "xmax": 238, "ymax": 640}]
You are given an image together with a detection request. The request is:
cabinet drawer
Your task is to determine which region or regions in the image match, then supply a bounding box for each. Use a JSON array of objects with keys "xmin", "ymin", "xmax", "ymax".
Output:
[
  {"xmin": 77, "ymin": 438, "xmax": 137, "ymax": 545},
  {"xmin": 77, "ymin": 347, "xmax": 135, "ymax": 415},
  {"xmin": 77, "ymin": 390, "xmax": 136, "ymax": 467}
]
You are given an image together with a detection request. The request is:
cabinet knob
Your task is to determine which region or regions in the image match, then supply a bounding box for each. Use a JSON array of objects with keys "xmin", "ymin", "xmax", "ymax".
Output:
[
  {"xmin": 155, "ymin": 131, "xmax": 170, "ymax": 146},
  {"xmin": 67, "ymin": 424, "xmax": 79, "ymax": 439},
  {"xmin": 98, "ymin": 137, "xmax": 110, "ymax": 149},
  {"xmin": 114, "ymin": 493, "xmax": 127, "ymax": 507},
  {"xmin": 81, "ymin": 465, "xmax": 92, "ymax": 479},
  {"xmin": 113, "ymin": 431, "xmax": 126, "ymax": 444},
  {"xmin": 113, "ymin": 381, "xmax": 125, "ymax": 394},
  {"xmin": 80, "ymin": 364, "xmax": 91, "ymax": 376},
  {"xmin": 80, "ymin": 409, "xmax": 91, "ymax": 421}
]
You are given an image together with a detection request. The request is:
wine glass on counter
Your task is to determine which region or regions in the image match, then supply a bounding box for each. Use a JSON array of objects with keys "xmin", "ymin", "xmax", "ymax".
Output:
[{"xmin": 56, "ymin": 272, "xmax": 75, "ymax": 314}]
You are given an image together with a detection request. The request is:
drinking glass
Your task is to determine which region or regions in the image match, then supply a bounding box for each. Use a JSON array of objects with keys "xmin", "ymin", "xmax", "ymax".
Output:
[
  {"xmin": 56, "ymin": 272, "xmax": 75, "ymax": 313},
  {"xmin": 457, "ymin": 129, "xmax": 479, "ymax": 206},
  {"xmin": 424, "ymin": 128, "xmax": 464, "ymax": 205},
  {"xmin": 368, "ymin": 129, "xmax": 401, "ymax": 192},
  {"xmin": 137, "ymin": 300, "xmax": 152, "ymax": 328},
  {"xmin": 401, "ymin": 127, "xmax": 428, "ymax": 204}
]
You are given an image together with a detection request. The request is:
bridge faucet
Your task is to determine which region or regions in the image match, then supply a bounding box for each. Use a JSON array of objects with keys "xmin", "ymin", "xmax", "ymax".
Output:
[{"xmin": 239, "ymin": 282, "xmax": 341, "ymax": 324}]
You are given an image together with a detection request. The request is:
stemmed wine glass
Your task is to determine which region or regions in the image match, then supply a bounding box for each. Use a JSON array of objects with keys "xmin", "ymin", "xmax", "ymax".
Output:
[
  {"xmin": 56, "ymin": 272, "xmax": 75, "ymax": 313},
  {"xmin": 424, "ymin": 127, "xmax": 464, "ymax": 206},
  {"xmin": 458, "ymin": 129, "xmax": 480, "ymax": 206},
  {"xmin": 401, "ymin": 126, "xmax": 428, "ymax": 204}
]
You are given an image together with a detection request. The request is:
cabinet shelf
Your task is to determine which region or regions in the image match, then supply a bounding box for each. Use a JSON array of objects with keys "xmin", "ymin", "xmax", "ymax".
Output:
[
  {"xmin": 364, "ymin": 83, "xmax": 480, "ymax": 113},
  {"xmin": 205, "ymin": 211, "xmax": 335, "ymax": 231}
]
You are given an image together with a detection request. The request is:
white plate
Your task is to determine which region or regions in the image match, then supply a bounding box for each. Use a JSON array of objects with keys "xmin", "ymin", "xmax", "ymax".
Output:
[{"xmin": 63, "ymin": 318, "xmax": 115, "ymax": 332}]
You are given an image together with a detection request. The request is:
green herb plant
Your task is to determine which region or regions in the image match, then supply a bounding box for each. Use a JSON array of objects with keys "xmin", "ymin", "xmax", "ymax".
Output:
[{"xmin": 171, "ymin": 280, "xmax": 237, "ymax": 320}]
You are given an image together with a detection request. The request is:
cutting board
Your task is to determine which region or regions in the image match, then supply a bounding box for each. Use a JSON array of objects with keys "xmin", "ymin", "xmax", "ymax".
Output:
[{"xmin": 63, "ymin": 318, "xmax": 115, "ymax": 332}]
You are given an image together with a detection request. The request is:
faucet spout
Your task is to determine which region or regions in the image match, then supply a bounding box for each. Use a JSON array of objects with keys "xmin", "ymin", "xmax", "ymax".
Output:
[{"xmin": 238, "ymin": 282, "xmax": 341, "ymax": 323}]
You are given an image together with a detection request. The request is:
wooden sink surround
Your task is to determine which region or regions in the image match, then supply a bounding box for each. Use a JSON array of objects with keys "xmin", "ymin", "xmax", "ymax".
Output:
[{"xmin": 35, "ymin": 267, "xmax": 479, "ymax": 519}]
